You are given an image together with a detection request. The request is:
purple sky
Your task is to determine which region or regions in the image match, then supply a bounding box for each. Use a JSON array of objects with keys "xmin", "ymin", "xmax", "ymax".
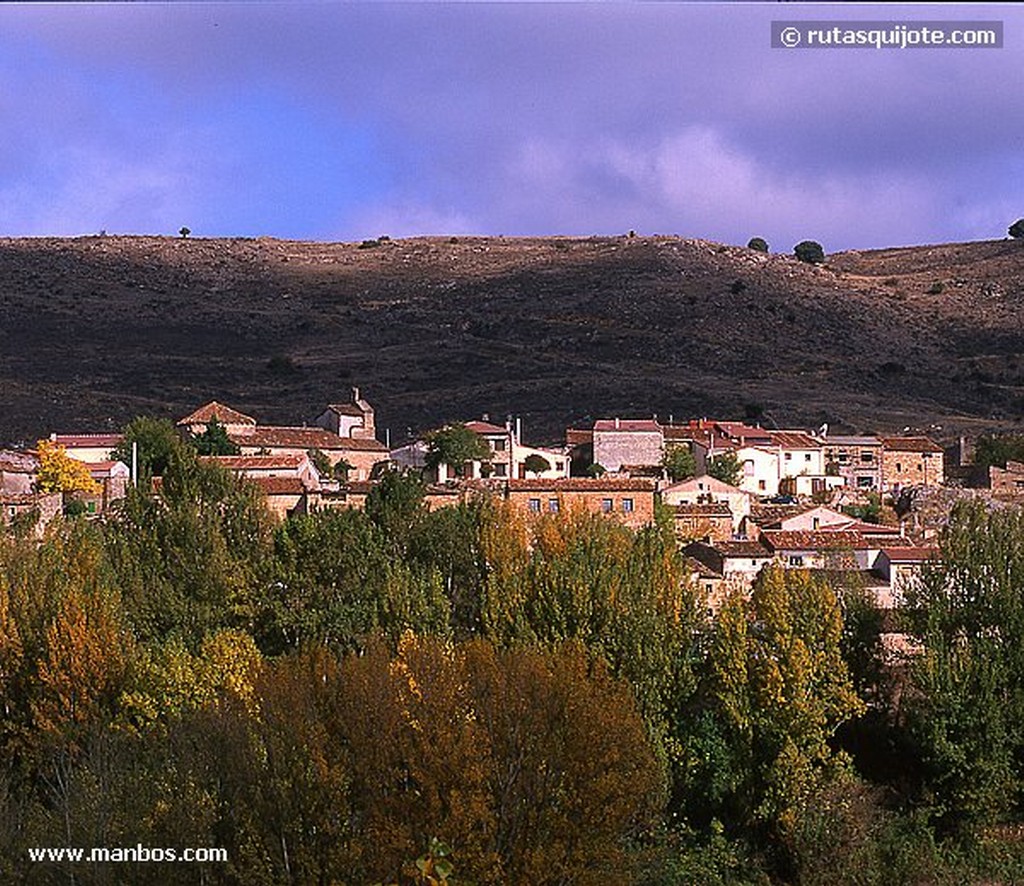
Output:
[{"xmin": 1, "ymin": 3, "xmax": 1018, "ymax": 250}]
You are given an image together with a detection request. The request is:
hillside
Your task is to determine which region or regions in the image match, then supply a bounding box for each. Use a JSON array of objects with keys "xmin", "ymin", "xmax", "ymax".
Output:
[{"xmin": 1, "ymin": 234, "xmax": 1023, "ymax": 446}]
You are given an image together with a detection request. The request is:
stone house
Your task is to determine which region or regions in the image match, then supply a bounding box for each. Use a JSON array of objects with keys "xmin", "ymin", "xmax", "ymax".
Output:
[
  {"xmin": 881, "ymin": 436, "xmax": 944, "ymax": 491},
  {"xmin": 506, "ymin": 477, "xmax": 656, "ymax": 529},
  {"xmin": 671, "ymin": 502, "xmax": 734, "ymax": 542},
  {"xmin": 661, "ymin": 474, "xmax": 752, "ymax": 533},
  {"xmin": 822, "ymin": 435, "xmax": 883, "ymax": 490},
  {"xmin": 0, "ymin": 450, "xmax": 38, "ymax": 495},
  {"xmin": 989, "ymin": 460, "xmax": 1024, "ymax": 495},
  {"xmin": 592, "ymin": 419, "xmax": 663, "ymax": 474}
]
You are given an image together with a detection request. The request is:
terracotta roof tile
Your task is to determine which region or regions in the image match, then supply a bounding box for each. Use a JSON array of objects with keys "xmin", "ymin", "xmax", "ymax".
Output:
[
  {"xmin": 761, "ymin": 529, "xmax": 870, "ymax": 551},
  {"xmin": 178, "ymin": 401, "xmax": 257, "ymax": 427},
  {"xmin": 508, "ymin": 477, "xmax": 655, "ymax": 493},
  {"xmin": 231, "ymin": 427, "xmax": 386, "ymax": 451},
  {"xmin": 881, "ymin": 436, "xmax": 943, "ymax": 453}
]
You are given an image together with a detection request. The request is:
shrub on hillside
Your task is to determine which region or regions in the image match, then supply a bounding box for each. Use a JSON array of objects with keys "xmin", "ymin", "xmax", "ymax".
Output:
[{"xmin": 794, "ymin": 240, "xmax": 826, "ymax": 264}]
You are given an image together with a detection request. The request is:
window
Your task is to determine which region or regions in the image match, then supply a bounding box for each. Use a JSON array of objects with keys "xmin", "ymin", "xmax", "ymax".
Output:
[
  {"xmin": 857, "ymin": 476, "xmax": 874, "ymax": 488},
  {"xmin": 789, "ymin": 555, "xmax": 804, "ymax": 567},
  {"xmin": 812, "ymin": 517, "xmax": 820, "ymax": 529},
  {"xmin": 548, "ymin": 498, "xmax": 559, "ymax": 513},
  {"xmin": 493, "ymin": 463, "xmax": 507, "ymax": 477},
  {"xmin": 492, "ymin": 438, "xmax": 506, "ymax": 451},
  {"xmin": 601, "ymin": 498, "xmax": 613, "ymax": 513},
  {"xmin": 744, "ymin": 460, "xmax": 755, "ymax": 476},
  {"xmin": 528, "ymin": 498, "xmax": 541, "ymax": 513},
  {"xmin": 861, "ymin": 451, "xmax": 874, "ymax": 463},
  {"xmin": 622, "ymin": 498, "xmax": 634, "ymax": 513},
  {"xmin": 785, "ymin": 452, "xmax": 792, "ymax": 461},
  {"xmin": 758, "ymin": 480, "xmax": 766, "ymax": 491},
  {"xmin": 896, "ymin": 462, "xmax": 902, "ymax": 472},
  {"xmin": 805, "ymin": 453, "xmax": 812, "ymax": 461},
  {"xmin": 555, "ymin": 461, "xmax": 564, "ymax": 471}
]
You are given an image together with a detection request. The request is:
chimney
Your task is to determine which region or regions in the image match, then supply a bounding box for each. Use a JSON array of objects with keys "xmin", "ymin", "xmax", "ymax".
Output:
[
  {"xmin": 614, "ymin": 417, "xmax": 620, "ymax": 429},
  {"xmin": 516, "ymin": 416, "xmax": 522, "ymax": 443},
  {"xmin": 351, "ymin": 386, "xmax": 360, "ymax": 403}
]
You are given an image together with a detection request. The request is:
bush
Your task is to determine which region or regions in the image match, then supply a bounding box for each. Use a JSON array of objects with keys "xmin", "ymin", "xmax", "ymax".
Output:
[
  {"xmin": 794, "ymin": 240, "xmax": 825, "ymax": 264},
  {"xmin": 747, "ymin": 237, "xmax": 769, "ymax": 252},
  {"xmin": 1008, "ymin": 218, "xmax": 1024, "ymax": 239}
]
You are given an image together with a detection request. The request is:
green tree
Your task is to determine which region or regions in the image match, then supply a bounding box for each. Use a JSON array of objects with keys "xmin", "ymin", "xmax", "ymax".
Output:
[
  {"xmin": 903, "ymin": 501, "xmax": 1024, "ymax": 834},
  {"xmin": 662, "ymin": 444, "xmax": 696, "ymax": 482},
  {"xmin": 747, "ymin": 237, "xmax": 769, "ymax": 253},
  {"xmin": 1008, "ymin": 218, "xmax": 1024, "ymax": 239},
  {"xmin": 522, "ymin": 453, "xmax": 550, "ymax": 476},
  {"xmin": 111, "ymin": 416, "xmax": 183, "ymax": 479},
  {"xmin": 424, "ymin": 424, "xmax": 491, "ymax": 478},
  {"xmin": 794, "ymin": 240, "xmax": 825, "ymax": 264},
  {"xmin": 191, "ymin": 416, "xmax": 240, "ymax": 456},
  {"xmin": 974, "ymin": 433, "xmax": 1024, "ymax": 470},
  {"xmin": 707, "ymin": 451, "xmax": 743, "ymax": 487}
]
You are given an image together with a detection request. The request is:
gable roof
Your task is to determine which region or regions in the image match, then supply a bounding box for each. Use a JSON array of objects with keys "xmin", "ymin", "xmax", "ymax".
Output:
[
  {"xmin": 178, "ymin": 401, "xmax": 257, "ymax": 427},
  {"xmin": 663, "ymin": 474, "xmax": 746, "ymax": 495}
]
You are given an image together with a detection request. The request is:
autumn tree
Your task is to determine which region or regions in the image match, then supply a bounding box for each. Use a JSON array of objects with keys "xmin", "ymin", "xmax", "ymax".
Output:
[
  {"xmin": 679, "ymin": 567, "xmax": 864, "ymax": 864},
  {"xmin": 34, "ymin": 440, "xmax": 100, "ymax": 496}
]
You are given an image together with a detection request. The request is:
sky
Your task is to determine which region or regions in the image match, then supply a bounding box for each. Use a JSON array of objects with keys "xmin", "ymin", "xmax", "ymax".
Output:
[{"xmin": 0, "ymin": 2, "xmax": 1019, "ymax": 251}]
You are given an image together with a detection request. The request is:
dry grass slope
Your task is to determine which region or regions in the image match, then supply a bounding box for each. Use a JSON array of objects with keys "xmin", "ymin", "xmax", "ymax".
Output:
[{"xmin": 1, "ymin": 234, "xmax": 1023, "ymax": 445}]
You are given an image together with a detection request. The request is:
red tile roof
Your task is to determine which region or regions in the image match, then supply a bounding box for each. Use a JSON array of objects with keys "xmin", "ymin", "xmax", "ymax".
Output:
[
  {"xmin": 881, "ymin": 436, "xmax": 943, "ymax": 453},
  {"xmin": 673, "ymin": 503, "xmax": 733, "ymax": 517},
  {"xmin": 508, "ymin": 477, "xmax": 655, "ymax": 493},
  {"xmin": 177, "ymin": 401, "xmax": 257, "ymax": 427},
  {"xmin": 249, "ymin": 476, "xmax": 311, "ymax": 495},
  {"xmin": 203, "ymin": 453, "xmax": 309, "ymax": 472},
  {"xmin": 231, "ymin": 427, "xmax": 386, "ymax": 451},
  {"xmin": 880, "ymin": 546, "xmax": 940, "ymax": 562},
  {"xmin": 324, "ymin": 403, "xmax": 366, "ymax": 417},
  {"xmin": 768, "ymin": 430, "xmax": 821, "ymax": 449},
  {"xmin": 761, "ymin": 530, "xmax": 870, "ymax": 551},
  {"xmin": 51, "ymin": 433, "xmax": 124, "ymax": 447},
  {"xmin": 463, "ymin": 420, "xmax": 509, "ymax": 435}
]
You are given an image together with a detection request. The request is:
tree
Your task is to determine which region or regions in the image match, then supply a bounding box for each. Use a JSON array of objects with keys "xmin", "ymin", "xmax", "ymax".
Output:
[
  {"xmin": 747, "ymin": 237, "xmax": 769, "ymax": 253},
  {"xmin": 794, "ymin": 240, "xmax": 825, "ymax": 264},
  {"xmin": 424, "ymin": 424, "xmax": 491, "ymax": 478},
  {"xmin": 522, "ymin": 453, "xmax": 550, "ymax": 476},
  {"xmin": 191, "ymin": 417, "xmax": 240, "ymax": 456},
  {"xmin": 707, "ymin": 451, "xmax": 743, "ymax": 487},
  {"xmin": 974, "ymin": 433, "xmax": 1024, "ymax": 470},
  {"xmin": 1008, "ymin": 218, "xmax": 1024, "ymax": 239},
  {"xmin": 680, "ymin": 568, "xmax": 864, "ymax": 856},
  {"xmin": 179, "ymin": 226, "xmax": 191, "ymax": 239},
  {"xmin": 662, "ymin": 444, "xmax": 696, "ymax": 482},
  {"xmin": 306, "ymin": 448, "xmax": 332, "ymax": 478},
  {"xmin": 34, "ymin": 440, "xmax": 101, "ymax": 495},
  {"xmin": 111, "ymin": 416, "xmax": 183, "ymax": 479},
  {"xmin": 903, "ymin": 501, "xmax": 1024, "ymax": 834}
]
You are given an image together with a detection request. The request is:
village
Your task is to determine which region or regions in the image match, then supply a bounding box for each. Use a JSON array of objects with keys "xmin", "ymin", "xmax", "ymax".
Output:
[{"xmin": 4, "ymin": 385, "xmax": 1023, "ymax": 616}]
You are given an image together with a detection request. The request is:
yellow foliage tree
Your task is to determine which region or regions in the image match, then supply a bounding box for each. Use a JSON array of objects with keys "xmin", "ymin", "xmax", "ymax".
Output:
[{"xmin": 35, "ymin": 440, "xmax": 101, "ymax": 495}]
